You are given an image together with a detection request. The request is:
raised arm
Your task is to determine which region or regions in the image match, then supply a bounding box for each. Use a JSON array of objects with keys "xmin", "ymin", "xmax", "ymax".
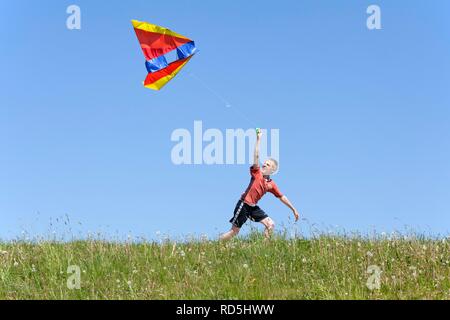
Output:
[
  {"xmin": 253, "ymin": 129, "xmax": 262, "ymax": 167},
  {"xmin": 280, "ymin": 195, "xmax": 300, "ymax": 222}
]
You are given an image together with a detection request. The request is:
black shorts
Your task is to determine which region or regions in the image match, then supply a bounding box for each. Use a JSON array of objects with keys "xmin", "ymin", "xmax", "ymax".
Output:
[{"xmin": 229, "ymin": 200, "xmax": 269, "ymax": 228}]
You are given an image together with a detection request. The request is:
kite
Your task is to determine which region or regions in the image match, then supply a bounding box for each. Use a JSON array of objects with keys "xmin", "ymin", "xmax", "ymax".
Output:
[{"xmin": 132, "ymin": 20, "xmax": 197, "ymax": 90}]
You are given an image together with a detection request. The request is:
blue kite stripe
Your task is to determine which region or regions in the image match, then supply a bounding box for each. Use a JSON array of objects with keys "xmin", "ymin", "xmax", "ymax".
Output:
[{"xmin": 145, "ymin": 41, "xmax": 197, "ymax": 74}]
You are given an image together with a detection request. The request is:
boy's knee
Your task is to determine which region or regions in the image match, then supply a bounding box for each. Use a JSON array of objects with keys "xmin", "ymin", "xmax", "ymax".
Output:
[{"xmin": 266, "ymin": 219, "xmax": 275, "ymax": 230}]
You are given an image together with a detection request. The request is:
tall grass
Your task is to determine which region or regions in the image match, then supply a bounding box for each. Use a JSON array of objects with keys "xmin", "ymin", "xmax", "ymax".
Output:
[{"xmin": 0, "ymin": 232, "xmax": 449, "ymax": 300}]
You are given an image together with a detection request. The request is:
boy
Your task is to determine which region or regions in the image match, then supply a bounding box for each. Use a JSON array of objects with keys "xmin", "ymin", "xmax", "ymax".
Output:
[{"xmin": 220, "ymin": 130, "xmax": 300, "ymax": 240}]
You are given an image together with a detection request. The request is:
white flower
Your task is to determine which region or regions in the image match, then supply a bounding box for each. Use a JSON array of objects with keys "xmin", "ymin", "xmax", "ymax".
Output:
[
  {"xmin": 409, "ymin": 266, "xmax": 418, "ymax": 278},
  {"xmin": 302, "ymin": 258, "xmax": 307, "ymax": 263},
  {"xmin": 31, "ymin": 264, "xmax": 36, "ymax": 272},
  {"xmin": 127, "ymin": 281, "xmax": 132, "ymax": 286},
  {"xmin": 243, "ymin": 264, "xmax": 249, "ymax": 269},
  {"xmin": 179, "ymin": 250, "xmax": 186, "ymax": 257},
  {"xmin": 13, "ymin": 261, "xmax": 19, "ymax": 267},
  {"xmin": 366, "ymin": 251, "xmax": 373, "ymax": 257}
]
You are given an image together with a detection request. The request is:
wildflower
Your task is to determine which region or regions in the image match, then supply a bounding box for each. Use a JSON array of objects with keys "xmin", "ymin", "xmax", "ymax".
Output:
[
  {"xmin": 132, "ymin": 269, "xmax": 138, "ymax": 274},
  {"xmin": 13, "ymin": 261, "xmax": 19, "ymax": 267},
  {"xmin": 243, "ymin": 264, "xmax": 249, "ymax": 269},
  {"xmin": 31, "ymin": 264, "xmax": 36, "ymax": 272},
  {"xmin": 409, "ymin": 266, "xmax": 417, "ymax": 278},
  {"xmin": 127, "ymin": 281, "xmax": 132, "ymax": 286},
  {"xmin": 366, "ymin": 251, "xmax": 373, "ymax": 257},
  {"xmin": 302, "ymin": 258, "xmax": 307, "ymax": 263},
  {"xmin": 179, "ymin": 250, "xmax": 186, "ymax": 258},
  {"xmin": 116, "ymin": 279, "xmax": 120, "ymax": 283}
]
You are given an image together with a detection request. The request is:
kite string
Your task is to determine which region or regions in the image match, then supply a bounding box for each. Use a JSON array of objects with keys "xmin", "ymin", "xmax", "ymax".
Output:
[{"xmin": 188, "ymin": 72, "xmax": 259, "ymax": 129}]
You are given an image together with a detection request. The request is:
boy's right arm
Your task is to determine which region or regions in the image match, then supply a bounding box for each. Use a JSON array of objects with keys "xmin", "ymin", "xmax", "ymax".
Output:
[{"xmin": 253, "ymin": 130, "xmax": 262, "ymax": 167}]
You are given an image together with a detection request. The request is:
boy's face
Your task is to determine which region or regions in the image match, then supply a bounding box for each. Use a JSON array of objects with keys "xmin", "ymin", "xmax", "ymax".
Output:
[{"xmin": 261, "ymin": 160, "xmax": 275, "ymax": 176}]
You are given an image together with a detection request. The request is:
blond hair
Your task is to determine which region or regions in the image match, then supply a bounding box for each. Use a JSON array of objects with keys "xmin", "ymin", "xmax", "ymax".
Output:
[{"xmin": 268, "ymin": 158, "xmax": 279, "ymax": 174}]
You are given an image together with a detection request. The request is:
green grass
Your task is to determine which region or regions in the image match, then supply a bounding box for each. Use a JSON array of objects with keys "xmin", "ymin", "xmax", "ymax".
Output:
[{"xmin": 0, "ymin": 233, "xmax": 449, "ymax": 300}]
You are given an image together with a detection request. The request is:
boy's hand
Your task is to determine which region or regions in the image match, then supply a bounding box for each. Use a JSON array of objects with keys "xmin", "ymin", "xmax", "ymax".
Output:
[
  {"xmin": 253, "ymin": 129, "xmax": 262, "ymax": 166},
  {"xmin": 293, "ymin": 209, "xmax": 300, "ymax": 222},
  {"xmin": 256, "ymin": 128, "xmax": 263, "ymax": 141}
]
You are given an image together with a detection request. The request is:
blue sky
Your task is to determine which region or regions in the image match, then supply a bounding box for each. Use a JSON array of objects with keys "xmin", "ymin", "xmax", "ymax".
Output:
[{"xmin": 1, "ymin": 1, "xmax": 449, "ymax": 240}]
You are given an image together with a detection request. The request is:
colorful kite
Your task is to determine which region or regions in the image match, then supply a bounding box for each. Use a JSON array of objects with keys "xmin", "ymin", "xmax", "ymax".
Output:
[{"xmin": 132, "ymin": 20, "xmax": 197, "ymax": 90}]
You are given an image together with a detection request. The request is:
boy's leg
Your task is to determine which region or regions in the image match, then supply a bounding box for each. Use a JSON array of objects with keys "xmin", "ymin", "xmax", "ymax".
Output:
[
  {"xmin": 248, "ymin": 206, "xmax": 274, "ymax": 239},
  {"xmin": 260, "ymin": 217, "xmax": 275, "ymax": 239},
  {"xmin": 219, "ymin": 225, "xmax": 240, "ymax": 241},
  {"xmin": 220, "ymin": 200, "xmax": 247, "ymax": 241}
]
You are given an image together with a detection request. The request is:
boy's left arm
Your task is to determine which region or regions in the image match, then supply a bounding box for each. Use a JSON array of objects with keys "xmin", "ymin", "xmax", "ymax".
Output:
[{"xmin": 280, "ymin": 195, "xmax": 300, "ymax": 222}]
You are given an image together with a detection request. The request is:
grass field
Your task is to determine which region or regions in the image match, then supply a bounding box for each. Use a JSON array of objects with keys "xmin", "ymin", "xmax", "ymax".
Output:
[{"xmin": 0, "ymin": 232, "xmax": 449, "ymax": 300}]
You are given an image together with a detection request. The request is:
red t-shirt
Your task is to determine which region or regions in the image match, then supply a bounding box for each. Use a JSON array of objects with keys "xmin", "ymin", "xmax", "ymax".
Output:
[{"xmin": 241, "ymin": 165, "xmax": 283, "ymax": 206}]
